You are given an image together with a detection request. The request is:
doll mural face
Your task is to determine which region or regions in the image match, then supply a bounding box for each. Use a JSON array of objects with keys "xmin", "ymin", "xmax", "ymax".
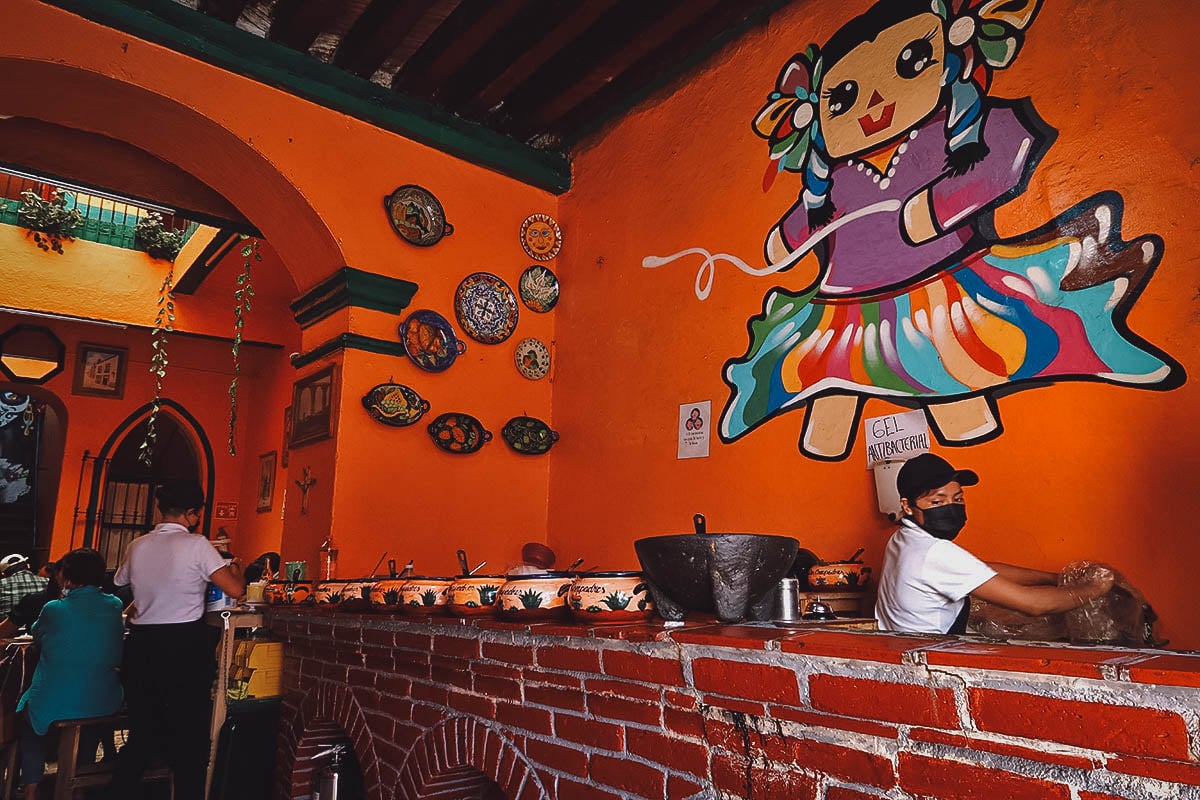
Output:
[{"xmin": 819, "ymin": 13, "xmax": 945, "ymax": 159}]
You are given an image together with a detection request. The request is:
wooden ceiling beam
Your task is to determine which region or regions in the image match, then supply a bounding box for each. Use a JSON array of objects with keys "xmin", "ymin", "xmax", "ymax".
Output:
[
  {"xmin": 392, "ymin": 0, "xmax": 529, "ymax": 96},
  {"xmin": 197, "ymin": 0, "xmax": 251, "ymax": 25},
  {"xmin": 335, "ymin": 0, "xmax": 456, "ymax": 80},
  {"xmin": 460, "ymin": 0, "xmax": 619, "ymax": 117},
  {"xmin": 510, "ymin": 0, "xmax": 723, "ymax": 140},
  {"xmin": 269, "ymin": 0, "xmax": 348, "ymax": 53},
  {"xmin": 552, "ymin": 0, "xmax": 785, "ymax": 145}
]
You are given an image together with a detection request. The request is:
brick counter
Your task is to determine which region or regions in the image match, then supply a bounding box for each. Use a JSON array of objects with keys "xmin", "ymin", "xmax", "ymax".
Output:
[{"xmin": 268, "ymin": 609, "xmax": 1200, "ymax": 800}]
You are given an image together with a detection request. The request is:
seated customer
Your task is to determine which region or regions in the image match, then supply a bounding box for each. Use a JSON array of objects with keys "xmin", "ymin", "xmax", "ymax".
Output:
[
  {"xmin": 0, "ymin": 555, "xmax": 48, "ymax": 619},
  {"xmin": 15, "ymin": 549, "xmax": 123, "ymax": 799},
  {"xmin": 0, "ymin": 562, "xmax": 59, "ymax": 639}
]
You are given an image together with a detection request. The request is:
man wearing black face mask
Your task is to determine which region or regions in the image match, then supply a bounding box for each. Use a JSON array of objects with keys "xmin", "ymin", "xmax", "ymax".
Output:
[{"xmin": 875, "ymin": 453, "xmax": 1113, "ymax": 635}]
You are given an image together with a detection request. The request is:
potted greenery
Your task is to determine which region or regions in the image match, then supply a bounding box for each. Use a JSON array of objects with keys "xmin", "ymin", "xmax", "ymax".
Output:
[
  {"xmin": 135, "ymin": 211, "xmax": 187, "ymax": 261},
  {"xmin": 14, "ymin": 189, "xmax": 83, "ymax": 254}
]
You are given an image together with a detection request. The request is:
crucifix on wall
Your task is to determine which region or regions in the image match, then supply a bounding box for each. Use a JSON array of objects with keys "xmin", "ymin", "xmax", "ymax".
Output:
[{"xmin": 294, "ymin": 466, "xmax": 316, "ymax": 515}]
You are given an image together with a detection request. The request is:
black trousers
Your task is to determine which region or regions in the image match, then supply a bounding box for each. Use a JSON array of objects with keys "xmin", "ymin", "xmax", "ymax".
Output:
[{"xmin": 113, "ymin": 619, "xmax": 219, "ymax": 800}]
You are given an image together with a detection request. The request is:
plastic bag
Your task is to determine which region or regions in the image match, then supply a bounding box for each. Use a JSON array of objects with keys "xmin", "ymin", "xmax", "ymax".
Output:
[
  {"xmin": 968, "ymin": 597, "xmax": 1067, "ymax": 642},
  {"xmin": 1060, "ymin": 561, "xmax": 1145, "ymax": 646}
]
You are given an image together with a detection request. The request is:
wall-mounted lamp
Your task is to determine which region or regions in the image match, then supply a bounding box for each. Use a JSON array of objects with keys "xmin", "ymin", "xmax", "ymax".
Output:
[{"xmin": 0, "ymin": 324, "xmax": 65, "ymax": 383}]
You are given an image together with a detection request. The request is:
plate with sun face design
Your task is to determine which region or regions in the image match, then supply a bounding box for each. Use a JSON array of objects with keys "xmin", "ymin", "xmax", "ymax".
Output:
[
  {"xmin": 514, "ymin": 337, "xmax": 551, "ymax": 381},
  {"xmin": 518, "ymin": 265, "xmax": 559, "ymax": 313},
  {"xmin": 454, "ymin": 273, "xmax": 519, "ymax": 344},
  {"xmin": 519, "ymin": 214, "xmax": 561, "ymax": 261}
]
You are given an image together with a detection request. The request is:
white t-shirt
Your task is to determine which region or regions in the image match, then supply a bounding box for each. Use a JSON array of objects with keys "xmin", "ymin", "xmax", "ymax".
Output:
[
  {"xmin": 114, "ymin": 522, "xmax": 229, "ymax": 625},
  {"xmin": 875, "ymin": 519, "xmax": 997, "ymax": 634}
]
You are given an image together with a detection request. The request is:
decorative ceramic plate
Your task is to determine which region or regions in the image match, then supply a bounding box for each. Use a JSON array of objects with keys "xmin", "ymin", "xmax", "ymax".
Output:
[
  {"xmin": 514, "ymin": 337, "xmax": 551, "ymax": 381},
  {"xmin": 519, "ymin": 213, "xmax": 561, "ymax": 261},
  {"xmin": 454, "ymin": 273, "xmax": 519, "ymax": 344},
  {"xmin": 400, "ymin": 310, "xmax": 466, "ymax": 373},
  {"xmin": 384, "ymin": 185, "xmax": 453, "ymax": 246},
  {"xmin": 518, "ymin": 265, "xmax": 559, "ymax": 313},
  {"xmin": 361, "ymin": 383, "xmax": 430, "ymax": 427},
  {"xmin": 502, "ymin": 416, "xmax": 559, "ymax": 455},
  {"xmin": 427, "ymin": 412, "xmax": 492, "ymax": 454}
]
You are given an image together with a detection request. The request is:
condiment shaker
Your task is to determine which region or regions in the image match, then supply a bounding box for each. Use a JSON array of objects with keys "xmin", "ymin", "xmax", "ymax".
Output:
[{"xmin": 775, "ymin": 577, "xmax": 801, "ymax": 623}]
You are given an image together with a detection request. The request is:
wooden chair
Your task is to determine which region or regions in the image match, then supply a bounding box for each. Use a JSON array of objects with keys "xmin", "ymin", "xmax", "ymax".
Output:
[{"xmin": 51, "ymin": 714, "xmax": 172, "ymax": 800}]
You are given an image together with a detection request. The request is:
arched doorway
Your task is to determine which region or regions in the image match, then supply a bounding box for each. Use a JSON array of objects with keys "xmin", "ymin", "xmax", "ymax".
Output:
[{"xmin": 86, "ymin": 400, "xmax": 215, "ymax": 566}]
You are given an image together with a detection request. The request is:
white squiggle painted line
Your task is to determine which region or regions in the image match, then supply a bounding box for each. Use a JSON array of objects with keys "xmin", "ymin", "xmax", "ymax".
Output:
[{"xmin": 641, "ymin": 199, "xmax": 902, "ymax": 300}]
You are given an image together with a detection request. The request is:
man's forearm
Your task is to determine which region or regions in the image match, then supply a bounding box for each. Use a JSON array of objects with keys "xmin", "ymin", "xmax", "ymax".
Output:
[{"xmin": 986, "ymin": 562, "xmax": 1058, "ymax": 586}]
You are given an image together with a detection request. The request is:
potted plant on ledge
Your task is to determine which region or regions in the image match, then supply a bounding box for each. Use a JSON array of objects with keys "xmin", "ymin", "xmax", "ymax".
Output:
[{"xmin": 13, "ymin": 189, "xmax": 83, "ymax": 254}]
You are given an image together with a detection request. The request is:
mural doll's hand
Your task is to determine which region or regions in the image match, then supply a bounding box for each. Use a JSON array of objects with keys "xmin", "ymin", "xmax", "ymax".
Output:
[{"xmin": 902, "ymin": 189, "xmax": 938, "ymax": 245}]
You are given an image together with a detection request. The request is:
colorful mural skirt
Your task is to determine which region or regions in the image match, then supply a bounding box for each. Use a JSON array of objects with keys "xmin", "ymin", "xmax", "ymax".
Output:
[{"xmin": 720, "ymin": 237, "xmax": 1173, "ymax": 440}]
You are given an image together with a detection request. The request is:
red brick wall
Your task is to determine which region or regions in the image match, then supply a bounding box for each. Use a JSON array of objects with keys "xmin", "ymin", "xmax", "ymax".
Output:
[{"xmin": 271, "ymin": 611, "xmax": 1200, "ymax": 800}]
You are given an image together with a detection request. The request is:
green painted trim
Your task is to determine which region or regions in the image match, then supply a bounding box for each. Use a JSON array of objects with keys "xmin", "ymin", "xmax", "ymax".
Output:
[
  {"xmin": 40, "ymin": 0, "xmax": 572, "ymax": 194},
  {"xmin": 290, "ymin": 266, "xmax": 418, "ymax": 329},
  {"xmin": 291, "ymin": 332, "xmax": 406, "ymax": 369},
  {"xmin": 563, "ymin": 0, "xmax": 796, "ymax": 148}
]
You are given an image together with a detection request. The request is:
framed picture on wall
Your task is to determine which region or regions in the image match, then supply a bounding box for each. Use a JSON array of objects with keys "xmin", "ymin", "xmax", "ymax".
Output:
[
  {"xmin": 256, "ymin": 451, "xmax": 277, "ymax": 513},
  {"xmin": 289, "ymin": 365, "xmax": 337, "ymax": 448},
  {"xmin": 72, "ymin": 343, "xmax": 128, "ymax": 399},
  {"xmin": 281, "ymin": 406, "xmax": 292, "ymax": 468}
]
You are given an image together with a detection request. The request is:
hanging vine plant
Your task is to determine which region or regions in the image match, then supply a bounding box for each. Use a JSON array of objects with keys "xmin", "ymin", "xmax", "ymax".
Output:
[
  {"xmin": 134, "ymin": 211, "xmax": 187, "ymax": 261},
  {"xmin": 139, "ymin": 265, "xmax": 176, "ymax": 466},
  {"xmin": 13, "ymin": 189, "xmax": 83, "ymax": 254},
  {"xmin": 228, "ymin": 236, "xmax": 260, "ymax": 455}
]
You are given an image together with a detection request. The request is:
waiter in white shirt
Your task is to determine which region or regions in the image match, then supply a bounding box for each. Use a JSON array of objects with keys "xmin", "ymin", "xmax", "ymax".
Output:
[
  {"xmin": 111, "ymin": 479, "xmax": 244, "ymax": 800},
  {"xmin": 875, "ymin": 453, "xmax": 1112, "ymax": 635}
]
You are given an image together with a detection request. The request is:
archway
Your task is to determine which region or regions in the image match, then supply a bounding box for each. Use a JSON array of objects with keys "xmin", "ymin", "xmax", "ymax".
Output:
[
  {"xmin": 0, "ymin": 56, "xmax": 344, "ymax": 293},
  {"xmin": 83, "ymin": 399, "xmax": 215, "ymax": 561}
]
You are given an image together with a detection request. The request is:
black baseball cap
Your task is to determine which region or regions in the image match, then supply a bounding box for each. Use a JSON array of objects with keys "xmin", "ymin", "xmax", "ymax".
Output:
[{"xmin": 896, "ymin": 453, "xmax": 979, "ymax": 501}]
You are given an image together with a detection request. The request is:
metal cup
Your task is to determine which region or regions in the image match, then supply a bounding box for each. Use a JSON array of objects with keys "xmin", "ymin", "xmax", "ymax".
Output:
[{"xmin": 775, "ymin": 577, "xmax": 801, "ymax": 622}]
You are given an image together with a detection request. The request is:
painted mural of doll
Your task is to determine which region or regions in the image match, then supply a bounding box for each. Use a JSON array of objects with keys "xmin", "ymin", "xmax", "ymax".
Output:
[{"xmin": 719, "ymin": 0, "xmax": 1183, "ymax": 459}]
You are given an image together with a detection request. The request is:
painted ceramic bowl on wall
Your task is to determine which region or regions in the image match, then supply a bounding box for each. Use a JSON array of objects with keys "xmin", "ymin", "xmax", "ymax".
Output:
[
  {"xmin": 369, "ymin": 578, "xmax": 408, "ymax": 610},
  {"xmin": 446, "ymin": 575, "xmax": 506, "ymax": 616},
  {"xmin": 399, "ymin": 577, "xmax": 453, "ymax": 613},
  {"xmin": 568, "ymin": 571, "xmax": 655, "ymax": 624},
  {"xmin": 496, "ymin": 572, "xmax": 573, "ymax": 621},
  {"xmin": 263, "ymin": 580, "xmax": 314, "ymax": 606}
]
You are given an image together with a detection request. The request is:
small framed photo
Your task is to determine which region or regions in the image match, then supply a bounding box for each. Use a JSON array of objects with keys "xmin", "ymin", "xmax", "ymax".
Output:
[
  {"xmin": 289, "ymin": 365, "xmax": 337, "ymax": 448},
  {"xmin": 73, "ymin": 343, "xmax": 128, "ymax": 399},
  {"xmin": 256, "ymin": 451, "xmax": 277, "ymax": 513}
]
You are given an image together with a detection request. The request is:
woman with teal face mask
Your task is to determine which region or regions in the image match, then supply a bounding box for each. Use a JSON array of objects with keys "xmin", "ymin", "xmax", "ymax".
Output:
[{"xmin": 875, "ymin": 453, "xmax": 1114, "ymax": 635}]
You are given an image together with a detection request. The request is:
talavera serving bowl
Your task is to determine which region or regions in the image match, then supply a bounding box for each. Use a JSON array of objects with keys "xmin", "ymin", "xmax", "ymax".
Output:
[{"xmin": 634, "ymin": 514, "xmax": 799, "ymax": 623}]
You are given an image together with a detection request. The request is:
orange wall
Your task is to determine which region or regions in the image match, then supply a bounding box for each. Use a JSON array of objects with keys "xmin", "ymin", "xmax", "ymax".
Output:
[{"xmin": 552, "ymin": 0, "xmax": 1200, "ymax": 648}]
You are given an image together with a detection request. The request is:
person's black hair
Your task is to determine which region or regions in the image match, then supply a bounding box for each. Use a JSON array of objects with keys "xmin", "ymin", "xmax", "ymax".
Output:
[
  {"xmin": 822, "ymin": 0, "xmax": 932, "ymax": 69},
  {"xmin": 58, "ymin": 548, "xmax": 107, "ymax": 588},
  {"xmin": 156, "ymin": 479, "xmax": 206, "ymax": 515},
  {"xmin": 244, "ymin": 551, "xmax": 282, "ymax": 583}
]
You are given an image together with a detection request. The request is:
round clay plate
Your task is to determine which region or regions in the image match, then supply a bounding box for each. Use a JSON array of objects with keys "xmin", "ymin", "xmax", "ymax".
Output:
[
  {"xmin": 518, "ymin": 265, "xmax": 559, "ymax": 313},
  {"xmin": 514, "ymin": 337, "xmax": 550, "ymax": 380},
  {"xmin": 519, "ymin": 214, "xmax": 562, "ymax": 261},
  {"xmin": 400, "ymin": 309, "xmax": 466, "ymax": 372},
  {"xmin": 384, "ymin": 184, "xmax": 453, "ymax": 246},
  {"xmin": 454, "ymin": 273, "xmax": 519, "ymax": 344}
]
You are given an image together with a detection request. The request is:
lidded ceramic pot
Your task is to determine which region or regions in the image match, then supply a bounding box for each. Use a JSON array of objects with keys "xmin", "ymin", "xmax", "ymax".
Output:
[
  {"xmin": 496, "ymin": 572, "xmax": 573, "ymax": 621},
  {"xmin": 339, "ymin": 578, "xmax": 375, "ymax": 603},
  {"xmin": 263, "ymin": 579, "xmax": 313, "ymax": 605},
  {"xmin": 398, "ymin": 576, "xmax": 452, "ymax": 613},
  {"xmin": 567, "ymin": 571, "xmax": 655, "ymax": 624},
  {"xmin": 446, "ymin": 575, "xmax": 506, "ymax": 616},
  {"xmin": 369, "ymin": 578, "xmax": 408, "ymax": 610},
  {"xmin": 806, "ymin": 562, "xmax": 872, "ymax": 589},
  {"xmin": 313, "ymin": 579, "xmax": 350, "ymax": 605}
]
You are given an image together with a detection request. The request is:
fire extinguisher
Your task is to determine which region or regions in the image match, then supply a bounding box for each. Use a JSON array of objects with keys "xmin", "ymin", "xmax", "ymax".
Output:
[{"xmin": 312, "ymin": 744, "xmax": 347, "ymax": 800}]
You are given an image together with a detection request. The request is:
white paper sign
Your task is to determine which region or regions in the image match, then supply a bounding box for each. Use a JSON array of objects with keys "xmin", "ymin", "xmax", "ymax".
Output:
[
  {"xmin": 677, "ymin": 401, "xmax": 711, "ymax": 459},
  {"xmin": 864, "ymin": 409, "xmax": 929, "ymax": 467}
]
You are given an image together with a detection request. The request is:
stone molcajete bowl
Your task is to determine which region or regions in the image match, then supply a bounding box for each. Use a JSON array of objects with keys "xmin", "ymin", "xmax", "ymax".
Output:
[{"xmin": 634, "ymin": 514, "xmax": 800, "ymax": 623}]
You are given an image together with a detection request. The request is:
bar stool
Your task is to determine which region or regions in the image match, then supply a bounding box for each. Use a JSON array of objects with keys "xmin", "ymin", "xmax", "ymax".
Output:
[{"xmin": 50, "ymin": 715, "xmax": 172, "ymax": 800}]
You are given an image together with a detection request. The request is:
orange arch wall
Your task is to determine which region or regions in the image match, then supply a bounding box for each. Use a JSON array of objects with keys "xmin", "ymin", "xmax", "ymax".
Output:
[{"xmin": 552, "ymin": 0, "xmax": 1200, "ymax": 648}]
